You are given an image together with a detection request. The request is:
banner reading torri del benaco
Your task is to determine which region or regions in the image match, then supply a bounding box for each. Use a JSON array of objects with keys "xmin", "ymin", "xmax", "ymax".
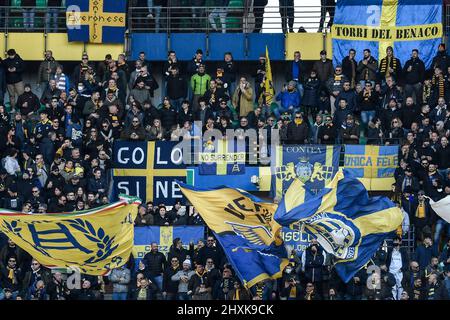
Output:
[{"xmin": 332, "ymin": 0, "xmax": 442, "ymax": 68}]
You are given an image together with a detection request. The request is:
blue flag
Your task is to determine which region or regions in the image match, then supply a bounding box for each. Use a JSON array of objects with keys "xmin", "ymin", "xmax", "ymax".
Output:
[
  {"xmin": 274, "ymin": 170, "xmax": 402, "ymax": 282},
  {"xmin": 332, "ymin": 0, "xmax": 442, "ymax": 68},
  {"xmin": 66, "ymin": 0, "xmax": 126, "ymax": 43},
  {"xmin": 271, "ymin": 145, "xmax": 341, "ymax": 200}
]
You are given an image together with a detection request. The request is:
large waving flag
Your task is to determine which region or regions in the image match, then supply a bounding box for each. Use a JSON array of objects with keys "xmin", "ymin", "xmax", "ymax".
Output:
[
  {"xmin": 178, "ymin": 183, "xmax": 289, "ymax": 288},
  {"xmin": 274, "ymin": 170, "xmax": 402, "ymax": 282},
  {"xmin": 0, "ymin": 195, "xmax": 140, "ymax": 275},
  {"xmin": 429, "ymin": 195, "xmax": 450, "ymax": 223},
  {"xmin": 66, "ymin": 0, "xmax": 126, "ymax": 43},
  {"xmin": 332, "ymin": 0, "xmax": 442, "ymax": 68}
]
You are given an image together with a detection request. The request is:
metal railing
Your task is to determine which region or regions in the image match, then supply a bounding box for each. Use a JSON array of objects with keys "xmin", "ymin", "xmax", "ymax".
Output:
[
  {"xmin": 0, "ymin": 6, "xmax": 67, "ymax": 32},
  {"xmin": 128, "ymin": 5, "xmax": 335, "ymax": 33}
]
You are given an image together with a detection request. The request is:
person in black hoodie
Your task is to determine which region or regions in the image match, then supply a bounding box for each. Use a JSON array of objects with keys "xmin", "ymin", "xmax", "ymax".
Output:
[
  {"xmin": 403, "ymin": 49, "xmax": 426, "ymax": 104},
  {"xmin": 166, "ymin": 66, "xmax": 187, "ymax": 112},
  {"xmin": 287, "ymin": 112, "xmax": 309, "ymax": 144},
  {"xmin": 3, "ymin": 49, "xmax": 25, "ymax": 112},
  {"xmin": 17, "ymin": 83, "xmax": 40, "ymax": 118},
  {"xmin": 302, "ymin": 242, "xmax": 325, "ymax": 294},
  {"xmin": 431, "ymin": 43, "xmax": 450, "ymax": 72},
  {"xmin": 168, "ymin": 238, "xmax": 194, "ymax": 264},
  {"xmin": 341, "ymin": 49, "xmax": 358, "ymax": 88},
  {"xmin": 302, "ymin": 70, "xmax": 321, "ymax": 119}
]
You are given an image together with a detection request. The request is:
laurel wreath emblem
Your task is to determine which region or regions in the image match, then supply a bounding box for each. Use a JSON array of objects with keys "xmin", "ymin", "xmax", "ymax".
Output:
[{"xmin": 68, "ymin": 218, "xmax": 119, "ymax": 264}]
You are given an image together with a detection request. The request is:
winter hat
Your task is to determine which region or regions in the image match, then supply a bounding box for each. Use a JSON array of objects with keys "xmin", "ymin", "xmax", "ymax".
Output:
[
  {"xmin": 288, "ymin": 80, "xmax": 297, "ymax": 87},
  {"xmin": 183, "ymin": 259, "xmax": 191, "ymax": 266},
  {"xmin": 178, "ymin": 207, "xmax": 186, "ymax": 216}
]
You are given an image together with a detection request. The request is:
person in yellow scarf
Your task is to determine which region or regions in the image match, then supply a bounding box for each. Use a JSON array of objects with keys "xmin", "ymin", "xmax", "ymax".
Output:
[
  {"xmin": 228, "ymin": 281, "xmax": 251, "ymax": 300},
  {"xmin": 1, "ymin": 256, "xmax": 21, "ymax": 298}
]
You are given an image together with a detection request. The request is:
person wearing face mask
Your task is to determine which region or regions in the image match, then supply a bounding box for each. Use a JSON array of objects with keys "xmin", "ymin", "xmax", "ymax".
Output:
[
  {"xmin": 386, "ymin": 236, "xmax": 410, "ymax": 300},
  {"xmin": 301, "ymin": 242, "xmax": 326, "ymax": 296},
  {"xmin": 279, "ymin": 264, "xmax": 302, "ymax": 300},
  {"xmin": 286, "ymin": 112, "xmax": 309, "ymax": 144}
]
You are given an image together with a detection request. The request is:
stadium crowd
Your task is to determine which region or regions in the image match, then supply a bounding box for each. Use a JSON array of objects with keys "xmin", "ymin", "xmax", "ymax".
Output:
[{"xmin": 0, "ymin": 40, "xmax": 449, "ymax": 300}]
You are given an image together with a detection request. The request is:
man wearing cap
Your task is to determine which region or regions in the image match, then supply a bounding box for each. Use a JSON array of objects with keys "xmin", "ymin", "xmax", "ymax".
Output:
[
  {"xmin": 171, "ymin": 259, "xmax": 195, "ymax": 300},
  {"xmin": 313, "ymin": 50, "xmax": 333, "ymax": 84},
  {"xmin": 3, "ymin": 49, "xmax": 25, "ymax": 113},
  {"xmin": 396, "ymin": 166, "xmax": 420, "ymax": 194},
  {"xmin": 274, "ymin": 80, "xmax": 300, "ymax": 119}
]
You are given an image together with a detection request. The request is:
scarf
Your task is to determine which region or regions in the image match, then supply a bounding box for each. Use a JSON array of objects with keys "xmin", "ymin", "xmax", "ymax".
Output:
[
  {"xmin": 233, "ymin": 289, "xmax": 240, "ymax": 300},
  {"xmin": 381, "ymin": 55, "xmax": 398, "ymax": 77},
  {"xmin": 294, "ymin": 118, "xmax": 303, "ymax": 125},
  {"xmin": 432, "ymin": 74, "xmax": 445, "ymax": 98},
  {"xmin": 8, "ymin": 267, "xmax": 16, "ymax": 284}
]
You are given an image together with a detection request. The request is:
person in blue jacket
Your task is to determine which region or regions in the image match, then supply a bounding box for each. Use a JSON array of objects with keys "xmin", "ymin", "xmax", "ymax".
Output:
[{"xmin": 274, "ymin": 80, "xmax": 301, "ymax": 119}]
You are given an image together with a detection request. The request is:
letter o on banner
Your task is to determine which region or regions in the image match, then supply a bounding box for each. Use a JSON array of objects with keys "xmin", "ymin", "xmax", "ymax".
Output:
[{"xmin": 132, "ymin": 148, "xmax": 145, "ymax": 165}]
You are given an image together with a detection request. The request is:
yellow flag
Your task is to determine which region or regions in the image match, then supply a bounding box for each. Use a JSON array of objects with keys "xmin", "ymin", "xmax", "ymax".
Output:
[
  {"xmin": 264, "ymin": 46, "xmax": 275, "ymax": 105},
  {"xmin": 0, "ymin": 197, "xmax": 140, "ymax": 275},
  {"xmin": 178, "ymin": 183, "xmax": 281, "ymax": 246}
]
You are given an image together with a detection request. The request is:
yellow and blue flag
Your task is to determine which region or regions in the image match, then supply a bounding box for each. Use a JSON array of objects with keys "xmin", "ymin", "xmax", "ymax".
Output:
[
  {"xmin": 198, "ymin": 138, "xmax": 246, "ymax": 176},
  {"xmin": 332, "ymin": 0, "xmax": 442, "ymax": 68},
  {"xmin": 274, "ymin": 170, "xmax": 402, "ymax": 282},
  {"xmin": 133, "ymin": 226, "xmax": 205, "ymax": 268},
  {"xmin": 271, "ymin": 145, "xmax": 341, "ymax": 200},
  {"xmin": 264, "ymin": 46, "xmax": 275, "ymax": 105},
  {"xmin": 0, "ymin": 195, "xmax": 140, "ymax": 275},
  {"xmin": 178, "ymin": 182, "xmax": 289, "ymax": 288},
  {"xmin": 344, "ymin": 145, "xmax": 398, "ymax": 178},
  {"xmin": 66, "ymin": 0, "xmax": 126, "ymax": 43}
]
